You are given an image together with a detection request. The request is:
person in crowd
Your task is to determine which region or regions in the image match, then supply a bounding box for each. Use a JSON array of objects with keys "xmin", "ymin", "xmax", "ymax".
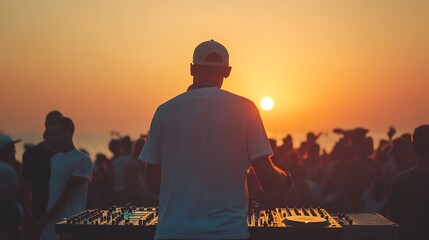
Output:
[
  {"xmin": 388, "ymin": 124, "xmax": 429, "ymax": 240},
  {"xmin": 99, "ymin": 138, "xmax": 123, "ymax": 208},
  {"xmin": 0, "ymin": 134, "xmax": 24, "ymax": 240},
  {"xmin": 86, "ymin": 153, "xmax": 108, "ymax": 209},
  {"xmin": 109, "ymin": 136, "xmax": 132, "ymax": 204},
  {"xmin": 32, "ymin": 117, "xmax": 92, "ymax": 240},
  {"xmin": 123, "ymin": 136, "xmax": 148, "ymax": 205},
  {"xmin": 21, "ymin": 111, "xmax": 63, "ymax": 222},
  {"xmin": 139, "ymin": 39, "xmax": 292, "ymax": 240},
  {"xmin": 298, "ymin": 132, "xmax": 321, "ymax": 160}
]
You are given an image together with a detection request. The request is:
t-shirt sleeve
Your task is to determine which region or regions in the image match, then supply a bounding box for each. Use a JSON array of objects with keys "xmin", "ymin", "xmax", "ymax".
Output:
[
  {"xmin": 139, "ymin": 107, "xmax": 162, "ymax": 165},
  {"xmin": 246, "ymin": 102, "xmax": 273, "ymax": 161},
  {"xmin": 72, "ymin": 156, "xmax": 92, "ymax": 180}
]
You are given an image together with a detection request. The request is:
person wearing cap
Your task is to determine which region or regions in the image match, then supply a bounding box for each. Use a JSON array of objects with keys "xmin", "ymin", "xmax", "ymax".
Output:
[
  {"xmin": 139, "ymin": 40, "xmax": 292, "ymax": 240},
  {"xmin": 0, "ymin": 134, "xmax": 24, "ymax": 240}
]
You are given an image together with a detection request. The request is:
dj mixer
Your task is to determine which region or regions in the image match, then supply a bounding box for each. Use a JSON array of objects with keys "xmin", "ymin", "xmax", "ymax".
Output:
[{"xmin": 55, "ymin": 204, "xmax": 398, "ymax": 240}]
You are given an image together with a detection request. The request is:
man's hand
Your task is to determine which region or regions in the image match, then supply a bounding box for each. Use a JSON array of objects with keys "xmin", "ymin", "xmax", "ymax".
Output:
[
  {"xmin": 23, "ymin": 214, "xmax": 42, "ymax": 240},
  {"xmin": 251, "ymin": 155, "xmax": 293, "ymax": 192}
]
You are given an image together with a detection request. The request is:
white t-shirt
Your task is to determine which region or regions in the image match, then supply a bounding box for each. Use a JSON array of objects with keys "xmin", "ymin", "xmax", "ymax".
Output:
[
  {"xmin": 40, "ymin": 149, "xmax": 92, "ymax": 240},
  {"xmin": 139, "ymin": 87, "xmax": 273, "ymax": 240}
]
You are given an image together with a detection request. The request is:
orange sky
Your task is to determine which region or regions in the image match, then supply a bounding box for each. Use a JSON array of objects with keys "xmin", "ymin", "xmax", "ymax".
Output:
[{"xmin": 1, "ymin": 1, "xmax": 428, "ymax": 138}]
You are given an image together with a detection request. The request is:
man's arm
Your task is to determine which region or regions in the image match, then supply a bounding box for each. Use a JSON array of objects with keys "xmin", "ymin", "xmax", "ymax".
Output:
[
  {"xmin": 21, "ymin": 178, "xmax": 33, "ymax": 215},
  {"xmin": 38, "ymin": 176, "xmax": 87, "ymax": 227},
  {"xmin": 145, "ymin": 163, "xmax": 161, "ymax": 194},
  {"xmin": 251, "ymin": 155, "xmax": 293, "ymax": 192}
]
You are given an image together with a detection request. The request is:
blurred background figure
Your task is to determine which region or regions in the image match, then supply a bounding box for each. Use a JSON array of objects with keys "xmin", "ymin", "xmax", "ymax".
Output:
[
  {"xmin": 21, "ymin": 111, "xmax": 63, "ymax": 224},
  {"xmin": 36, "ymin": 117, "xmax": 92, "ymax": 240},
  {"xmin": 86, "ymin": 153, "xmax": 108, "ymax": 209},
  {"xmin": 112, "ymin": 136, "xmax": 133, "ymax": 203},
  {"xmin": 388, "ymin": 125, "xmax": 429, "ymax": 240},
  {"xmin": 0, "ymin": 134, "xmax": 24, "ymax": 240},
  {"xmin": 124, "ymin": 135, "xmax": 149, "ymax": 205}
]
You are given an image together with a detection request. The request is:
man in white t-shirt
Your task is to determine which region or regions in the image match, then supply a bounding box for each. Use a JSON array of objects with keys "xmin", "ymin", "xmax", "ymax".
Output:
[
  {"xmin": 33, "ymin": 117, "xmax": 92, "ymax": 240},
  {"xmin": 139, "ymin": 40, "xmax": 292, "ymax": 240}
]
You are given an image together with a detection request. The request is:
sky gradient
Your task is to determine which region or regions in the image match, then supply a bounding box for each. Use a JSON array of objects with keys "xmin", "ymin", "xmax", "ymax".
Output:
[{"xmin": 1, "ymin": 0, "xmax": 428, "ymax": 138}]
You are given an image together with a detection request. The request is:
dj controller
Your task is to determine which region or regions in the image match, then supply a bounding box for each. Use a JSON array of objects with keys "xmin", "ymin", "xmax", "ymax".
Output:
[{"xmin": 56, "ymin": 204, "xmax": 398, "ymax": 240}]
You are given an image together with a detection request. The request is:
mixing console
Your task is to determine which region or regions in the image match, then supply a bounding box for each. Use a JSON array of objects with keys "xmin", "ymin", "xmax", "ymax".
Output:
[
  {"xmin": 56, "ymin": 204, "xmax": 397, "ymax": 240},
  {"xmin": 63, "ymin": 205, "xmax": 159, "ymax": 226},
  {"xmin": 333, "ymin": 213, "xmax": 399, "ymax": 240}
]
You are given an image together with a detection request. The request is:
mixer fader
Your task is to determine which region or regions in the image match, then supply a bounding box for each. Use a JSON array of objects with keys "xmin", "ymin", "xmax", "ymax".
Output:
[{"xmin": 64, "ymin": 205, "xmax": 158, "ymax": 226}]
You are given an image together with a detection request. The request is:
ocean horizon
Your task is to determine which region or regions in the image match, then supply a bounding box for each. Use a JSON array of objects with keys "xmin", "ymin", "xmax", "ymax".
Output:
[{"xmin": 10, "ymin": 130, "xmax": 396, "ymax": 162}]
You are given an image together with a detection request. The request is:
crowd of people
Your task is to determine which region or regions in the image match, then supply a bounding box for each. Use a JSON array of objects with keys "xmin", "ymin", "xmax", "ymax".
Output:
[
  {"xmin": 2, "ymin": 39, "xmax": 427, "ymax": 240},
  {"xmin": 1, "ymin": 109, "xmax": 427, "ymax": 240},
  {"xmin": 249, "ymin": 127, "xmax": 416, "ymax": 214}
]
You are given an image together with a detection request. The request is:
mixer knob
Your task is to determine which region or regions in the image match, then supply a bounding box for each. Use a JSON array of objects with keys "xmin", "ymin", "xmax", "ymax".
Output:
[
  {"xmin": 303, "ymin": 208, "xmax": 309, "ymax": 216},
  {"xmin": 345, "ymin": 216, "xmax": 353, "ymax": 224},
  {"xmin": 293, "ymin": 207, "xmax": 300, "ymax": 215},
  {"xmin": 286, "ymin": 207, "xmax": 291, "ymax": 216}
]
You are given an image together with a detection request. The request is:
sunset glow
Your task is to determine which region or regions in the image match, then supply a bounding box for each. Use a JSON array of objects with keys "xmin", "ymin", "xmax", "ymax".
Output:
[
  {"xmin": 260, "ymin": 97, "xmax": 274, "ymax": 111},
  {"xmin": 1, "ymin": 0, "xmax": 428, "ymax": 140}
]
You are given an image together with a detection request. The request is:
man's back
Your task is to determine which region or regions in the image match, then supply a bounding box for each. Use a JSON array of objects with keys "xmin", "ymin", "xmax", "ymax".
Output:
[
  {"xmin": 389, "ymin": 167, "xmax": 429, "ymax": 240},
  {"xmin": 140, "ymin": 87, "xmax": 272, "ymax": 239}
]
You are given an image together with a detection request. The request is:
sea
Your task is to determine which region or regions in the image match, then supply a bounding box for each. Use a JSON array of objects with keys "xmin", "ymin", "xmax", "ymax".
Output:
[{"xmin": 12, "ymin": 131, "xmax": 390, "ymax": 162}]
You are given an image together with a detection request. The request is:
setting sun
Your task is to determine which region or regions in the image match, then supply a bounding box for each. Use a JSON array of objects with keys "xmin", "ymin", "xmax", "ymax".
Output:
[{"xmin": 260, "ymin": 97, "xmax": 274, "ymax": 111}]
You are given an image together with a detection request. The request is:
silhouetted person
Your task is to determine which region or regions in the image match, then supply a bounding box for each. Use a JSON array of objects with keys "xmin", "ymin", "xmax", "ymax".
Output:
[
  {"xmin": 278, "ymin": 134, "xmax": 293, "ymax": 157},
  {"xmin": 298, "ymin": 132, "xmax": 321, "ymax": 160},
  {"xmin": 33, "ymin": 117, "xmax": 92, "ymax": 240},
  {"xmin": 0, "ymin": 134, "xmax": 23, "ymax": 240},
  {"xmin": 139, "ymin": 40, "xmax": 292, "ymax": 240},
  {"xmin": 87, "ymin": 153, "xmax": 108, "ymax": 208},
  {"xmin": 122, "ymin": 136, "xmax": 148, "ymax": 205},
  {"xmin": 111, "ymin": 136, "xmax": 132, "ymax": 200},
  {"xmin": 101, "ymin": 138, "xmax": 123, "ymax": 207},
  {"xmin": 388, "ymin": 125, "xmax": 429, "ymax": 240},
  {"xmin": 21, "ymin": 110, "xmax": 63, "ymax": 221},
  {"xmin": 391, "ymin": 137, "xmax": 416, "ymax": 174},
  {"xmin": 108, "ymin": 138, "xmax": 122, "ymax": 163}
]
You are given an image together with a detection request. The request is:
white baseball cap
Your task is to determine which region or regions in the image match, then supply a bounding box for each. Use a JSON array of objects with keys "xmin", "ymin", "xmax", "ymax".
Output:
[
  {"xmin": 193, "ymin": 40, "xmax": 229, "ymax": 67},
  {"xmin": 0, "ymin": 134, "xmax": 21, "ymax": 151}
]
